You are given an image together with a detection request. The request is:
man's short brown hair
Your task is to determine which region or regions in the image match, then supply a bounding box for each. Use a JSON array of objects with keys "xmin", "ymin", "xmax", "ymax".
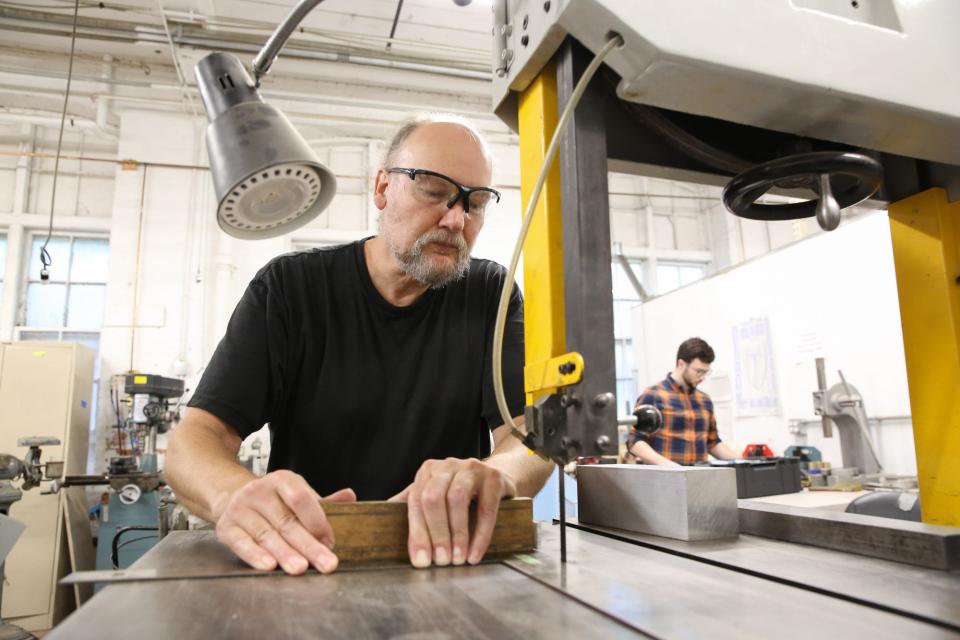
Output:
[{"xmin": 677, "ymin": 337, "xmax": 714, "ymax": 364}]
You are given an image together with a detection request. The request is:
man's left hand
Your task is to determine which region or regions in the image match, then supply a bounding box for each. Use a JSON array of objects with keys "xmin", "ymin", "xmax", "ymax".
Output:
[{"xmin": 389, "ymin": 458, "xmax": 516, "ymax": 568}]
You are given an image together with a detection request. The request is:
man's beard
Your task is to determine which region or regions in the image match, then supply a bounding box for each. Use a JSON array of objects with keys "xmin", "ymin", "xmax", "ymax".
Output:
[
  {"xmin": 388, "ymin": 228, "xmax": 471, "ymax": 289},
  {"xmin": 683, "ymin": 369, "xmax": 699, "ymax": 389}
]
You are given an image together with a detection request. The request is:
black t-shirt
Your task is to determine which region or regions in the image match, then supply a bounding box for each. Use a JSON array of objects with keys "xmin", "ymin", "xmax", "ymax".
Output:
[{"xmin": 187, "ymin": 239, "xmax": 525, "ymax": 500}]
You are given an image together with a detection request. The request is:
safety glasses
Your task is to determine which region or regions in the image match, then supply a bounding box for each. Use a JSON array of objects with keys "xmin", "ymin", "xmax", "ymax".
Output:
[{"xmin": 388, "ymin": 167, "xmax": 501, "ymax": 216}]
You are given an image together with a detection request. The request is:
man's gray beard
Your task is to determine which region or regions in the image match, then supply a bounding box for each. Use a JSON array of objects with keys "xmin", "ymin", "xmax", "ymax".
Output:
[{"xmin": 389, "ymin": 229, "xmax": 471, "ymax": 289}]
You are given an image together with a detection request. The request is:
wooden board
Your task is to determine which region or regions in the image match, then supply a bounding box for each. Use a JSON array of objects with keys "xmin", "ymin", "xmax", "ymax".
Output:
[{"xmin": 322, "ymin": 498, "xmax": 536, "ymax": 563}]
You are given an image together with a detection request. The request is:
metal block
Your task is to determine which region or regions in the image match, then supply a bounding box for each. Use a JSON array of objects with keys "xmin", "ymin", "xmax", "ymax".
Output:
[
  {"xmin": 739, "ymin": 500, "xmax": 960, "ymax": 570},
  {"xmin": 576, "ymin": 464, "xmax": 739, "ymax": 541}
]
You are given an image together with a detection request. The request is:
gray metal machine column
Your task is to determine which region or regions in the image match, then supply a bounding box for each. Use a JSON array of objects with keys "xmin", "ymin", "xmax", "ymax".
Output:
[{"xmin": 557, "ymin": 38, "xmax": 618, "ymax": 459}]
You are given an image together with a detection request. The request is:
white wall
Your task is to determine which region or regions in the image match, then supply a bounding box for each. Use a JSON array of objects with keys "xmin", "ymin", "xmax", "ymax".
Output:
[{"xmin": 632, "ymin": 211, "xmax": 917, "ymax": 475}]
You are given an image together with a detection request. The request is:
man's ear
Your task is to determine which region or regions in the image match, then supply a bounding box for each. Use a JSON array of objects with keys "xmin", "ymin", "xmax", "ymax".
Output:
[{"xmin": 372, "ymin": 168, "xmax": 390, "ymax": 210}]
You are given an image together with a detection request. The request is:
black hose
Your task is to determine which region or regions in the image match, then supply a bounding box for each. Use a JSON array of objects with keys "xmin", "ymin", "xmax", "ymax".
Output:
[
  {"xmin": 603, "ymin": 68, "xmax": 752, "ymax": 174},
  {"xmin": 111, "ymin": 525, "xmax": 159, "ymax": 569}
]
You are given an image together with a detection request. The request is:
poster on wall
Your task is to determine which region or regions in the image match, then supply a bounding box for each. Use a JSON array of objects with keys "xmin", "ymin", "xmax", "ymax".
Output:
[{"xmin": 732, "ymin": 316, "xmax": 781, "ymax": 416}]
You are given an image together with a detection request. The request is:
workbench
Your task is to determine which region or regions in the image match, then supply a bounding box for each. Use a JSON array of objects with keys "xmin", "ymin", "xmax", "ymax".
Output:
[{"xmin": 48, "ymin": 521, "xmax": 960, "ymax": 639}]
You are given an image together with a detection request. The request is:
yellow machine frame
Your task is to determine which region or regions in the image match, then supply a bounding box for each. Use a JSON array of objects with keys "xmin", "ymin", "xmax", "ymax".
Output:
[
  {"xmin": 517, "ymin": 63, "xmax": 584, "ymax": 405},
  {"xmin": 889, "ymin": 189, "xmax": 960, "ymax": 526}
]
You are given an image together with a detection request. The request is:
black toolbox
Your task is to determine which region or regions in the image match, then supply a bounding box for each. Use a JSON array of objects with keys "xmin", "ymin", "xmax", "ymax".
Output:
[{"xmin": 708, "ymin": 458, "xmax": 802, "ymax": 498}]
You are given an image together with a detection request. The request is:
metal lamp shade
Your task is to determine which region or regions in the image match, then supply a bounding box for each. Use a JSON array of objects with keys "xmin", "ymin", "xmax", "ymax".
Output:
[{"xmin": 196, "ymin": 53, "xmax": 337, "ymax": 240}]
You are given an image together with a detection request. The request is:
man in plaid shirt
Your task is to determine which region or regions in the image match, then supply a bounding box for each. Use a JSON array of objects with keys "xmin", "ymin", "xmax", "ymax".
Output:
[{"xmin": 626, "ymin": 338, "xmax": 737, "ymax": 466}]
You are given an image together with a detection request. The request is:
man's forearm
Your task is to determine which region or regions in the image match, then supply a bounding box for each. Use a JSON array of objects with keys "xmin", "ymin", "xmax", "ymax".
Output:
[
  {"xmin": 709, "ymin": 442, "xmax": 737, "ymax": 460},
  {"xmin": 629, "ymin": 440, "xmax": 676, "ymax": 465},
  {"xmin": 485, "ymin": 421, "xmax": 553, "ymax": 498},
  {"xmin": 165, "ymin": 408, "xmax": 256, "ymax": 522}
]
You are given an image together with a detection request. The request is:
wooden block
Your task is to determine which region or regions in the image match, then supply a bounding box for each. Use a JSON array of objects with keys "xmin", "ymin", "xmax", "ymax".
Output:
[{"xmin": 322, "ymin": 498, "xmax": 536, "ymax": 563}]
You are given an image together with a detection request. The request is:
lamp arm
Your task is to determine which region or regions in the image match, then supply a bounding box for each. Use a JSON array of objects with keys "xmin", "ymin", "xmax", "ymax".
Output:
[{"xmin": 252, "ymin": 0, "xmax": 327, "ymax": 85}]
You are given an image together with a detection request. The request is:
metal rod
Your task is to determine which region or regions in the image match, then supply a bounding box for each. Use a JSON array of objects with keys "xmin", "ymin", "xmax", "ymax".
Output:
[
  {"xmin": 60, "ymin": 475, "xmax": 110, "ymax": 486},
  {"xmin": 815, "ymin": 357, "xmax": 828, "ymax": 390},
  {"xmin": 613, "ymin": 248, "xmax": 649, "ymax": 300},
  {"xmin": 815, "ymin": 357, "xmax": 833, "ymax": 437},
  {"xmin": 386, "ymin": 0, "xmax": 404, "ymax": 49},
  {"xmin": 129, "ymin": 166, "xmax": 148, "ymax": 371},
  {"xmin": 158, "ymin": 500, "xmax": 169, "ymax": 540},
  {"xmin": 558, "ymin": 463, "xmax": 566, "ymax": 563},
  {"xmin": 252, "ymin": 0, "xmax": 327, "ymax": 84}
]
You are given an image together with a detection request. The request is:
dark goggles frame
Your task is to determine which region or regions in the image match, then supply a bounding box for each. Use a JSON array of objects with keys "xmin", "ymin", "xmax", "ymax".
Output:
[{"xmin": 388, "ymin": 167, "xmax": 501, "ymax": 214}]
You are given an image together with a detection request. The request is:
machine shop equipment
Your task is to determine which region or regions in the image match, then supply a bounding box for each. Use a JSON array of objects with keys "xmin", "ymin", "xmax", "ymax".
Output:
[
  {"xmin": 0, "ymin": 438, "xmax": 62, "ymax": 640},
  {"xmin": 809, "ymin": 358, "xmax": 917, "ymax": 498},
  {"xmin": 491, "ymin": 0, "xmax": 960, "ymax": 529},
  {"xmin": 96, "ymin": 374, "xmax": 183, "ymax": 570},
  {"xmin": 812, "ymin": 357, "xmax": 883, "ymax": 479},
  {"xmin": 0, "ymin": 438, "xmax": 63, "ymax": 500},
  {"xmin": 49, "ymin": 374, "xmax": 185, "ymax": 572}
]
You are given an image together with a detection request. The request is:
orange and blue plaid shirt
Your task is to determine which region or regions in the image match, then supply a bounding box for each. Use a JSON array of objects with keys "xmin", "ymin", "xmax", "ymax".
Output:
[{"xmin": 631, "ymin": 373, "xmax": 720, "ymax": 465}]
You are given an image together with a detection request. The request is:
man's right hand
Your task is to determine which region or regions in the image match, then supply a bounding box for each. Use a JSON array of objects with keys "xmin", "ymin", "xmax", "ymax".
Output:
[{"xmin": 213, "ymin": 469, "xmax": 356, "ymax": 575}]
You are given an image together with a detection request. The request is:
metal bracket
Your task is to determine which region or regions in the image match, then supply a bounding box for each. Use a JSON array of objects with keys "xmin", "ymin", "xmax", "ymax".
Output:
[{"xmin": 524, "ymin": 351, "xmax": 584, "ymax": 398}]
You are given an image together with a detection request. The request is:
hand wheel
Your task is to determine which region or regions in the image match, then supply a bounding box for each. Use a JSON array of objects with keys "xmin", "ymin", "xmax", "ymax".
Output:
[{"xmin": 722, "ymin": 151, "xmax": 883, "ymax": 231}]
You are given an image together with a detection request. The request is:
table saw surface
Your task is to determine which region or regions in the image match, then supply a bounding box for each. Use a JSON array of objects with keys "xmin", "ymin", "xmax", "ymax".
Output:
[{"xmin": 48, "ymin": 522, "xmax": 960, "ymax": 639}]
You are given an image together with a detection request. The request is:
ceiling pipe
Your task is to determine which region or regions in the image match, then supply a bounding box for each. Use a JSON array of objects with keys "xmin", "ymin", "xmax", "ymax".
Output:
[
  {"xmin": 95, "ymin": 54, "xmax": 119, "ymax": 139},
  {"xmin": 0, "ymin": 111, "xmax": 103, "ymax": 131},
  {"xmin": 0, "ymin": 12, "xmax": 491, "ymax": 81}
]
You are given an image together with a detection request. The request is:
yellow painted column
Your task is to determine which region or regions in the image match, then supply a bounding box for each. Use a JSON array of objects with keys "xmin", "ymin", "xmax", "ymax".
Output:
[
  {"xmin": 517, "ymin": 64, "xmax": 567, "ymax": 404},
  {"xmin": 888, "ymin": 188, "xmax": 960, "ymax": 526}
]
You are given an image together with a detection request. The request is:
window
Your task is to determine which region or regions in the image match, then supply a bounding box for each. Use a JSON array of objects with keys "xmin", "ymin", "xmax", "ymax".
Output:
[
  {"xmin": 656, "ymin": 262, "xmax": 706, "ymax": 295},
  {"xmin": 20, "ymin": 235, "xmax": 109, "ymax": 330},
  {"xmin": 612, "ymin": 259, "xmax": 645, "ymax": 412}
]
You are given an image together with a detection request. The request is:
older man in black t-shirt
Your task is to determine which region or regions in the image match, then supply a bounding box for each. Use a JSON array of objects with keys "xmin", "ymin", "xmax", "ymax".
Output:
[{"xmin": 165, "ymin": 115, "xmax": 552, "ymax": 575}]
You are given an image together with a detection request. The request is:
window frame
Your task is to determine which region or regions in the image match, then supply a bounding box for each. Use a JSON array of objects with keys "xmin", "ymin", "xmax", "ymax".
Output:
[
  {"xmin": 611, "ymin": 257, "xmax": 646, "ymax": 410},
  {"xmin": 17, "ymin": 231, "xmax": 110, "ymax": 331},
  {"xmin": 654, "ymin": 260, "xmax": 708, "ymax": 295}
]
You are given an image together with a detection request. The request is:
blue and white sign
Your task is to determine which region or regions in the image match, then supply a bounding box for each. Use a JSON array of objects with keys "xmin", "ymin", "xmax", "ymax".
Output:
[{"xmin": 732, "ymin": 317, "xmax": 780, "ymax": 416}]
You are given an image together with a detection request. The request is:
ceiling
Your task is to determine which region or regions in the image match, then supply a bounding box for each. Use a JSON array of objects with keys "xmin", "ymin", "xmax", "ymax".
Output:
[
  {"xmin": 0, "ymin": 0, "xmax": 511, "ymax": 144},
  {"xmin": 0, "ymin": 0, "xmax": 494, "ymax": 70}
]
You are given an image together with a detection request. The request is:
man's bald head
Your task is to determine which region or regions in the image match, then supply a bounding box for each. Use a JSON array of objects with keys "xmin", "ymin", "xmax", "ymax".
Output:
[{"xmin": 382, "ymin": 114, "xmax": 494, "ymax": 172}]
